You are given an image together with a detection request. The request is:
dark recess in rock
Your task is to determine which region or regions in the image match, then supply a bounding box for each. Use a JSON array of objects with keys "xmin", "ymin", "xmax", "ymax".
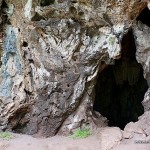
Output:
[
  {"xmin": 40, "ymin": 0, "xmax": 55, "ymax": 7},
  {"xmin": 71, "ymin": 0, "xmax": 77, "ymax": 3},
  {"xmin": 57, "ymin": 0, "xmax": 63, "ymax": 3},
  {"xmin": 78, "ymin": 12, "xmax": 84, "ymax": 16},
  {"xmin": 31, "ymin": 12, "xmax": 45, "ymax": 21},
  {"xmin": 69, "ymin": 6, "xmax": 77, "ymax": 15},
  {"xmin": 93, "ymin": 29, "xmax": 148, "ymax": 129},
  {"xmin": 137, "ymin": 7, "xmax": 150, "ymax": 27},
  {"xmin": 7, "ymin": 106, "xmax": 30, "ymax": 133},
  {"xmin": 1, "ymin": 0, "xmax": 8, "ymax": 12},
  {"xmin": 22, "ymin": 41, "xmax": 28, "ymax": 47},
  {"xmin": 1, "ymin": 0, "xmax": 9, "ymax": 27}
]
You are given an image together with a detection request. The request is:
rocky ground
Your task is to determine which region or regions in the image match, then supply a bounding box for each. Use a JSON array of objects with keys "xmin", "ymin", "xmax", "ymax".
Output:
[{"xmin": 0, "ymin": 126, "xmax": 150, "ymax": 150}]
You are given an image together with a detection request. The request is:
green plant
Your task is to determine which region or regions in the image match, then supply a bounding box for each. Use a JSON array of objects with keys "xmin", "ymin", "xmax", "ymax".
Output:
[
  {"xmin": 71, "ymin": 127, "xmax": 91, "ymax": 139},
  {"xmin": 0, "ymin": 132, "xmax": 13, "ymax": 140}
]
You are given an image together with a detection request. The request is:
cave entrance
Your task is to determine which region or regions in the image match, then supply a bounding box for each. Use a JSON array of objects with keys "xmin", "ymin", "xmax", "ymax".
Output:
[{"xmin": 93, "ymin": 29, "xmax": 148, "ymax": 129}]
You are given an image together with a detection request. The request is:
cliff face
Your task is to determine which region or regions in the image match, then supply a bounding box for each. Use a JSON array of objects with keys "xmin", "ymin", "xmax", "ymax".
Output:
[{"xmin": 0, "ymin": 0, "xmax": 149, "ymax": 137}]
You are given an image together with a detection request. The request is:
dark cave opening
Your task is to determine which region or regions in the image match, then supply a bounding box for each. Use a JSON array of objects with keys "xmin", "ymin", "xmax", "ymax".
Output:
[
  {"xmin": 137, "ymin": 7, "xmax": 150, "ymax": 27},
  {"xmin": 40, "ymin": 0, "xmax": 55, "ymax": 7},
  {"xmin": 93, "ymin": 29, "xmax": 148, "ymax": 129}
]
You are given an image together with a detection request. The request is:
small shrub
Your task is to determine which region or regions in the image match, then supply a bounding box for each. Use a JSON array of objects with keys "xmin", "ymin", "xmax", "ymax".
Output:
[
  {"xmin": 0, "ymin": 132, "xmax": 13, "ymax": 140},
  {"xmin": 71, "ymin": 127, "xmax": 91, "ymax": 139}
]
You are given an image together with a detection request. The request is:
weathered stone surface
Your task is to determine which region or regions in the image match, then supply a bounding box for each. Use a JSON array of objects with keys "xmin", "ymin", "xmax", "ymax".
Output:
[
  {"xmin": 0, "ymin": 0, "xmax": 148, "ymax": 137},
  {"xmin": 124, "ymin": 111, "xmax": 150, "ymax": 136},
  {"xmin": 98, "ymin": 127, "xmax": 122, "ymax": 150},
  {"xmin": 122, "ymin": 131, "xmax": 133, "ymax": 139},
  {"xmin": 133, "ymin": 21, "xmax": 150, "ymax": 81},
  {"xmin": 124, "ymin": 122, "xmax": 144, "ymax": 134},
  {"xmin": 133, "ymin": 20, "xmax": 150, "ymax": 111}
]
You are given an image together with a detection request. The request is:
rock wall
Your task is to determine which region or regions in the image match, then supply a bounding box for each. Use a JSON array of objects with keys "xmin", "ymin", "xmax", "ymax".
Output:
[{"xmin": 0, "ymin": 0, "xmax": 149, "ymax": 137}]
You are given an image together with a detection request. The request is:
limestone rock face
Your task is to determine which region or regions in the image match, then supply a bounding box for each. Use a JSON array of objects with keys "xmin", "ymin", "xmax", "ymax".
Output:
[
  {"xmin": 133, "ymin": 21, "xmax": 150, "ymax": 111},
  {"xmin": 0, "ymin": 0, "xmax": 148, "ymax": 137},
  {"xmin": 133, "ymin": 21, "xmax": 150, "ymax": 81}
]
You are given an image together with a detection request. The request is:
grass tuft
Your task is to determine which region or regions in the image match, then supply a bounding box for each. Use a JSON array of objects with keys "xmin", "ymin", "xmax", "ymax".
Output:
[
  {"xmin": 71, "ymin": 127, "xmax": 91, "ymax": 139},
  {"xmin": 0, "ymin": 132, "xmax": 13, "ymax": 140}
]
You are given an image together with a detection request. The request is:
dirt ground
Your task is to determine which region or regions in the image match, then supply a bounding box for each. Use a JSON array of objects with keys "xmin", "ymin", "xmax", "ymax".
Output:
[{"xmin": 0, "ymin": 128, "xmax": 150, "ymax": 150}]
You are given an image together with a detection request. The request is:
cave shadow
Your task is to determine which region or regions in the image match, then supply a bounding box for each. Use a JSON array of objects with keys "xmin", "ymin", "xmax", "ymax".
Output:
[
  {"xmin": 93, "ymin": 29, "xmax": 148, "ymax": 129},
  {"xmin": 137, "ymin": 7, "xmax": 150, "ymax": 27}
]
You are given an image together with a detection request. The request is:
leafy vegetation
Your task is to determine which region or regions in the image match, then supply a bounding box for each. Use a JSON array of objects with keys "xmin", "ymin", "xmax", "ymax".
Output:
[
  {"xmin": 0, "ymin": 132, "xmax": 13, "ymax": 140},
  {"xmin": 71, "ymin": 127, "xmax": 91, "ymax": 139}
]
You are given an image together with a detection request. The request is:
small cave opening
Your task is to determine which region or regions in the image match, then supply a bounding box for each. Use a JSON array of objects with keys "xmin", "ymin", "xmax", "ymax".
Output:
[
  {"xmin": 137, "ymin": 7, "xmax": 150, "ymax": 27},
  {"xmin": 93, "ymin": 29, "xmax": 148, "ymax": 129},
  {"xmin": 40, "ymin": 0, "xmax": 55, "ymax": 7},
  {"xmin": 22, "ymin": 41, "xmax": 28, "ymax": 47}
]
